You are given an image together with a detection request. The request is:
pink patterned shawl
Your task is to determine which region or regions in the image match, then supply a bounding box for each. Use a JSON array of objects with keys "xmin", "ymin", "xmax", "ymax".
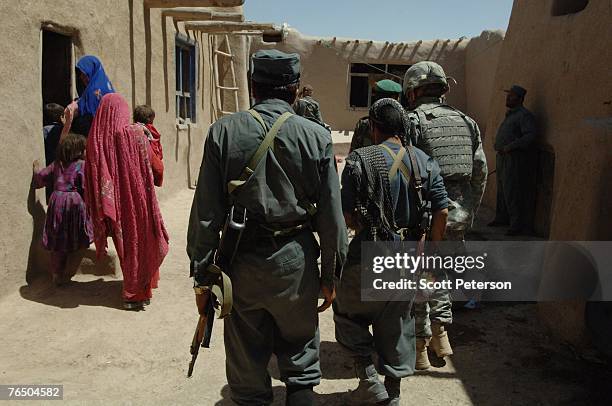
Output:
[{"xmin": 85, "ymin": 93, "xmax": 169, "ymax": 301}]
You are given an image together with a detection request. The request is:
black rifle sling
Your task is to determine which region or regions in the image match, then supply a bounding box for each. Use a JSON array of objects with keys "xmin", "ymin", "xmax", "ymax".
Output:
[{"xmin": 406, "ymin": 145, "xmax": 425, "ymax": 208}]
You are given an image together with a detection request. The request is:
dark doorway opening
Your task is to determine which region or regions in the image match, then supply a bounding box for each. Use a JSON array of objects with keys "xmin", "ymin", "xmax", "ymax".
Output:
[
  {"xmin": 42, "ymin": 30, "xmax": 72, "ymax": 124},
  {"xmin": 41, "ymin": 30, "xmax": 72, "ymax": 173}
]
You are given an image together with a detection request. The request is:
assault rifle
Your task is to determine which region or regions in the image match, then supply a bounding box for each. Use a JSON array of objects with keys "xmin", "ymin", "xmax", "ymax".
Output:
[{"xmin": 187, "ymin": 206, "xmax": 246, "ymax": 378}]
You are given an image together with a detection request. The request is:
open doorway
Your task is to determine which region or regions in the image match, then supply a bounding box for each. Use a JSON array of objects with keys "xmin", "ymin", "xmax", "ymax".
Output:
[
  {"xmin": 41, "ymin": 29, "xmax": 72, "ymax": 169},
  {"xmin": 41, "ymin": 29, "xmax": 73, "ymax": 203},
  {"xmin": 42, "ymin": 30, "xmax": 72, "ymax": 116}
]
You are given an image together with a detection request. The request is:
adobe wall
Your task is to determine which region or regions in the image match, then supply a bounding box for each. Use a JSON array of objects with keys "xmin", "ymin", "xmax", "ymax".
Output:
[
  {"xmin": 482, "ymin": 0, "xmax": 612, "ymax": 343},
  {"xmin": 465, "ymin": 30, "xmax": 505, "ymax": 139},
  {"xmin": 0, "ymin": 1, "xmax": 247, "ymax": 300},
  {"xmin": 249, "ymin": 29, "xmax": 472, "ymax": 131},
  {"xmin": 465, "ymin": 30, "xmax": 505, "ymax": 208}
]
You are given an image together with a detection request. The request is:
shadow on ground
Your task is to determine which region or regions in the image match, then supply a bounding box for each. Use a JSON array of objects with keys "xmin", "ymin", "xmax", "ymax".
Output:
[
  {"xmin": 446, "ymin": 302, "xmax": 612, "ymax": 406},
  {"xmin": 215, "ymin": 384, "xmax": 349, "ymax": 406},
  {"xmin": 20, "ymin": 241, "xmax": 121, "ymax": 310},
  {"xmin": 268, "ymin": 341, "xmax": 354, "ymax": 381},
  {"xmin": 19, "ymin": 278, "xmax": 124, "ymax": 310}
]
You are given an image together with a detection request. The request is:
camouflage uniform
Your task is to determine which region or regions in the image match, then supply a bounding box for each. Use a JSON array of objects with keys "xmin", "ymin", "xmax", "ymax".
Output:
[
  {"xmin": 404, "ymin": 62, "xmax": 488, "ymax": 340},
  {"xmin": 293, "ymin": 95, "xmax": 324, "ymax": 127}
]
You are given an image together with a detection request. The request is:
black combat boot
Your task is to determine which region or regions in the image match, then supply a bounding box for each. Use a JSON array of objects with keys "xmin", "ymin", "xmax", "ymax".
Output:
[
  {"xmin": 285, "ymin": 384, "xmax": 314, "ymax": 406},
  {"xmin": 384, "ymin": 376, "xmax": 401, "ymax": 405}
]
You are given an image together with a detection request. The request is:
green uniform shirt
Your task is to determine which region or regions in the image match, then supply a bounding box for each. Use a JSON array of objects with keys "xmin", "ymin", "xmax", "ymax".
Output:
[{"xmin": 187, "ymin": 98, "xmax": 348, "ymax": 286}]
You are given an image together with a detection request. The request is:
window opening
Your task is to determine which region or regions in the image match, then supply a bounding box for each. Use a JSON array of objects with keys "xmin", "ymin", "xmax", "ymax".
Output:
[
  {"xmin": 348, "ymin": 63, "xmax": 410, "ymax": 108},
  {"xmin": 175, "ymin": 37, "xmax": 197, "ymax": 123}
]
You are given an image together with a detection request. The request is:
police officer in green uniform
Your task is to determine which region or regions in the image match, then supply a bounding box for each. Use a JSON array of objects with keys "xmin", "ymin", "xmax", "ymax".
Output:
[
  {"xmin": 335, "ymin": 98, "xmax": 449, "ymax": 404},
  {"xmin": 293, "ymin": 84, "xmax": 325, "ymax": 127},
  {"xmin": 488, "ymin": 85, "xmax": 537, "ymax": 236},
  {"xmin": 187, "ymin": 50, "xmax": 348, "ymax": 406},
  {"xmin": 402, "ymin": 61, "xmax": 488, "ymax": 369},
  {"xmin": 349, "ymin": 79, "xmax": 403, "ymax": 152}
]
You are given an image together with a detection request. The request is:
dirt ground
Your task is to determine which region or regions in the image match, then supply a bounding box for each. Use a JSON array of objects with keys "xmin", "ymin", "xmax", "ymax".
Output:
[{"xmin": 2, "ymin": 189, "xmax": 611, "ymax": 406}]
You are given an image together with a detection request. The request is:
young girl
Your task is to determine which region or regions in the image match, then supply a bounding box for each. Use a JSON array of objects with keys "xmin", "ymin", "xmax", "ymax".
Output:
[{"xmin": 32, "ymin": 133, "xmax": 93, "ymax": 285}]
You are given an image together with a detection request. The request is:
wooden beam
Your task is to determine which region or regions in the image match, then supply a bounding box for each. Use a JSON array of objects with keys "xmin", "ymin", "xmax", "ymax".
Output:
[
  {"xmin": 203, "ymin": 31, "xmax": 266, "ymax": 35},
  {"xmin": 214, "ymin": 49, "xmax": 233, "ymax": 57},
  {"xmin": 161, "ymin": 8, "xmax": 244, "ymax": 22},
  {"xmin": 146, "ymin": 0, "xmax": 244, "ymax": 8},
  {"xmin": 186, "ymin": 30, "xmax": 282, "ymax": 37},
  {"xmin": 184, "ymin": 21, "xmax": 277, "ymax": 33},
  {"xmin": 217, "ymin": 85, "xmax": 239, "ymax": 91}
]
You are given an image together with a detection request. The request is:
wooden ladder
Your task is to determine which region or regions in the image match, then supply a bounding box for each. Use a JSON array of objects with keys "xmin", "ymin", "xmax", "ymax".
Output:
[{"xmin": 212, "ymin": 34, "xmax": 240, "ymax": 118}]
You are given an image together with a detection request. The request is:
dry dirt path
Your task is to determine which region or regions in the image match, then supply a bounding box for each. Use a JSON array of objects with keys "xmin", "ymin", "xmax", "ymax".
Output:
[{"xmin": 1, "ymin": 189, "xmax": 609, "ymax": 405}]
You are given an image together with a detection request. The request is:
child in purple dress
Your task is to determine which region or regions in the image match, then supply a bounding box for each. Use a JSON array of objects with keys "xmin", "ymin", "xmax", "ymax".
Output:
[{"xmin": 32, "ymin": 133, "xmax": 93, "ymax": 285}]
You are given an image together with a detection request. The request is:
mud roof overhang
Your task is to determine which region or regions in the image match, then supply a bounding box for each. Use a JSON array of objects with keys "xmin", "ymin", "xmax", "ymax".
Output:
[
  {"xmin": 147, "ymin": 1, "xmax": 282, "ymax": 39},
  {"xmin": 145, "ymin": 0, "xmax": 244, "ymax": 7},
  {"xmin": 161, "ymin": 8, "xmax": 244, "ymax": 22},
  {"xmin": 184, "ymin": 21, "xmax": 277, "ymax": 33}
]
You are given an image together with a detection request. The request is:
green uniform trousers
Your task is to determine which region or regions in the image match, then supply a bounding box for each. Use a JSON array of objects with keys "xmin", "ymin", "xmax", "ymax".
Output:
[
  {"xmin": 333, "ymin": 263, "xmax": 416, "ymax": 378},
  {"xmin": 224, "ymin": 231, "xmax": 321, "ymax": 405}
]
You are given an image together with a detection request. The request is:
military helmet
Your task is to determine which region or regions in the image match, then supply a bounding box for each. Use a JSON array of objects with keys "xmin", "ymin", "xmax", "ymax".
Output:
[{"xmin": 403, "ymin": 61, "xmax": 449, "ymax": 94}]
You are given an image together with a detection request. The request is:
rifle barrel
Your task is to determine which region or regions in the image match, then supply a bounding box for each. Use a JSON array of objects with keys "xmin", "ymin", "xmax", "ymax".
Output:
[{"xmin": 187, "ymin": 317, "xmax": 205, "ymax": 377}]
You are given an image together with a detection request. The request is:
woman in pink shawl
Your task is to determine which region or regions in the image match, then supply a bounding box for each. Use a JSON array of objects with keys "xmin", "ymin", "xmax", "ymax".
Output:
[{"xmin": 85, "ymin": 93, "xmax": 169, "ymax": 310}]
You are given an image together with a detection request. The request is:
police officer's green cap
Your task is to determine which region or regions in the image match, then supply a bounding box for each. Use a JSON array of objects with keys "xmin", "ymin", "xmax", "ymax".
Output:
[
  {"xmin": 505, "ymin": 84, "xmax": 527, "ymax": 98},
  {"xmin": 251, "ymin": 50, "xmax": 301, "ymax": 86},
  {"xmin": 375, "ymin": 79, "xmax": 402, "ymax": 95}
]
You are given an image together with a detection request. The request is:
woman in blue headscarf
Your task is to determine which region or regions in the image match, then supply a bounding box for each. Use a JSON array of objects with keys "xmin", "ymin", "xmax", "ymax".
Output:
[{"xmin": 62, "ymin": 55, "xmax": 115, "ymax": 138}]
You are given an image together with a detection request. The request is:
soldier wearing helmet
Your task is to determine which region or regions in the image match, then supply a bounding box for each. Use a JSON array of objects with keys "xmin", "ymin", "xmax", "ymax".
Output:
[{"xmin": 402, "ymin": 61, "xmax": 488, "ymax": 370}]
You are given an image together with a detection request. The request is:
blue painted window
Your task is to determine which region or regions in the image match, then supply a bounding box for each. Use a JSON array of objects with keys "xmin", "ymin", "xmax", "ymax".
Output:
[{"xmin": 175, "ymin": 37, "xmax": 197, "ymax": 123}]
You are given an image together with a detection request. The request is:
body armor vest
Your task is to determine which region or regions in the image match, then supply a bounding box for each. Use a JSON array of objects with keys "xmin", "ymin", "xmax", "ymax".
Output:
[{"xmin": 413, "ymin": 104, "xmax": 474, "ymax": 180}]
